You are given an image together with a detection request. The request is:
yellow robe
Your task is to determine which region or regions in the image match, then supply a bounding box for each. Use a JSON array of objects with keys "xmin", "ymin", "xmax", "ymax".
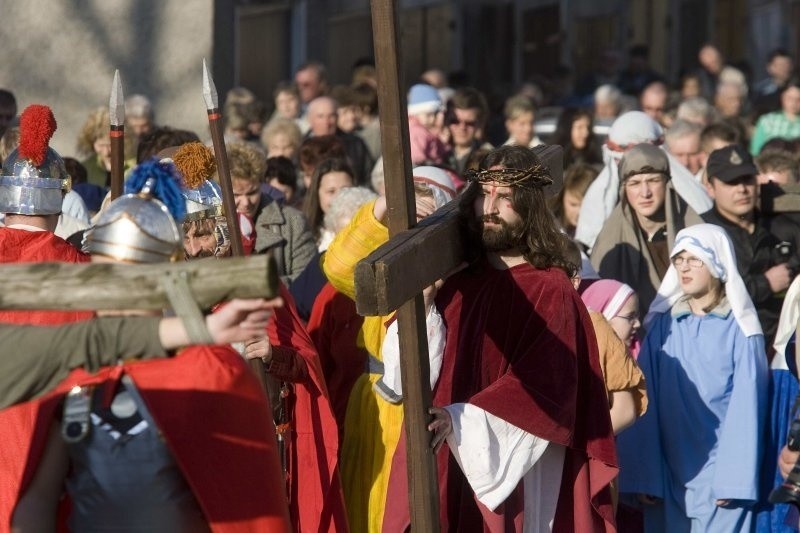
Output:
[{"xmin": 323, "ymin": 201, "xmax": 403, "ymax": 532}]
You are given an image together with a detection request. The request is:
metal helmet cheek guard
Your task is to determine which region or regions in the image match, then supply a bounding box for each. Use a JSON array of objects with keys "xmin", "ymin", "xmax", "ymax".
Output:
[{"xmin": 184, "ymin": 178, "xmax": 224, "ymax": 221}]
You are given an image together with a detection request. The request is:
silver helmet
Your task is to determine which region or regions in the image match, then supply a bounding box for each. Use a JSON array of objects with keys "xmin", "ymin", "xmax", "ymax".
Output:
[
  {"xmin": 0, "ymin": 105, "xmax": 70, "ymax": 215},
  {"xmin": 183, "ymin": 178, "xmax": 224, "ymax": 221},
  {"xmin": 85, "ymin": 162, "xmax": 184, "ymax": 264}
]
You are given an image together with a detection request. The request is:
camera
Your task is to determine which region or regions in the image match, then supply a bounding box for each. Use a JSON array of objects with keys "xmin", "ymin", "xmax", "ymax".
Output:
[
  {"xmin": 769, "ymin": 412, "xmax": 800, "ymax": 507},
  {"xmin": 773, "ymin": 241, "xmax": 799, "ymax": 280}
]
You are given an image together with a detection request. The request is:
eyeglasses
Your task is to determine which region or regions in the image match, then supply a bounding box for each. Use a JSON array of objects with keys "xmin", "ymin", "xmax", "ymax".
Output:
[
  {"xmin": 449, "ymin": 119, "xmax": 478, "ymax": 128},
  {"xmin": 671, "ymin": 256, "xmax": 705, "ymax": 269},
  {"xmin": 624, "ymin": 175, "xmax": 665, "ymax": 190},
  {"xmin": 613, "ymin": 313, "xmax": 639, "ymax": 324}
]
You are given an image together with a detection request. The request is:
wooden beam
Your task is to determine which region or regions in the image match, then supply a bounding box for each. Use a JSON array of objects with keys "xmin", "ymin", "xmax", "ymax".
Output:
[
  {"xmin": 355, "ymin": 201, "xmax": 462, "ymax": 316},
  {"xmin": 370, "ymin": 0, "xmax": 440, "ymax": 529},
  {"xmin": 0, "ymin": 255, "xmax": 278, "ymax": 311},
  {"xmin": 355, "ymin": 144, "xmax": 564, "ymax": 316}
]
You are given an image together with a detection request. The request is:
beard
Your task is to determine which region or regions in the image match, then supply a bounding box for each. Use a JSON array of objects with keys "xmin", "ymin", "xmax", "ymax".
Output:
[
  {"xmin": 185, "ymin": 248, "xmax": 215, "ymax": 259},
  {"xmin": 480, "ymin": 215, "xmax": 522, "ymax": 252}
]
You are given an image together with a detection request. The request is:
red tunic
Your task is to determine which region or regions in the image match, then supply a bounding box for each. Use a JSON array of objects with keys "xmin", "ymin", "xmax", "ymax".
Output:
[
  {"xmin": 268, "ymin": 285, "xmax": 349, "ymax": 532},
  {"xmin": 0, "ymin": 228, "xmax": 93, "ymax": 532},
  {"xmin": 9, "ymin": 346, "xmax": 292, "ymax": 532},
  {"xmin": 385, "ymin": 262, "xmax": 618, "ymax": 532},
  {"xmin": 306, "ymin": 282, "xmax": 368, "ymax": 441}
]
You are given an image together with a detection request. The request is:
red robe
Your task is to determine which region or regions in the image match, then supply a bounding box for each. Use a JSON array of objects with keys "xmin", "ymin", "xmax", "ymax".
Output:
[
  {"xmin": 384, "ymin": 262, "xmax": 618, "ymax": 532},
  {"xmin": 306, "ymin": 282, "xmax": 368, "ymax": 441},
  {"xmin": 8, "ymin": 346, "xmax": 292, "ymax": 532},
  {"xmin": 0, "ymin": 228, "xmax": 93, "ymax": 532},
  {"xmin": 268, "ymin": 285, "xmax": 349, "ymax": 532}
]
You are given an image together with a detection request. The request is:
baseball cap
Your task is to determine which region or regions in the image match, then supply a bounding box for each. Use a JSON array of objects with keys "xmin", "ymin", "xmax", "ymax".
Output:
[{"xmin": 706, "ymin": 145, "xmax": 758, "ymax": 183}]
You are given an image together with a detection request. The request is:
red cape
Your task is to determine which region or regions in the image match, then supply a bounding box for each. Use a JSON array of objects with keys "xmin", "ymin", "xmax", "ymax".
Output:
[
  {"xmin": 0, "ymin": 228, "xmax": 93, "ymax": 532},
  {"xmin": 5, "ymin": 346, "xmax": 292, "ymax": 532},
  {"xmin": 306, "ymin": 282, "xmax": 368, "ymax": 442},
  {"xmin": 384, "ymin": 263, "xmax": 618, "ymax": 532},
  {"xmin": 269, "ymin": 285, "xmax": 349, "ymax": 532}
]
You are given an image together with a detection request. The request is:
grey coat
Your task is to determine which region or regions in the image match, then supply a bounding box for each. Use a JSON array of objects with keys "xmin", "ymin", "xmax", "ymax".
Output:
[{"xmin": 254, "ymin": 196, "xmax": 316, "ymax": 286}]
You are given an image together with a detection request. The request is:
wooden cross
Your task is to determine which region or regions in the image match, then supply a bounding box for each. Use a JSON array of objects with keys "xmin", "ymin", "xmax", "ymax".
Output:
[
  {"xmin": 365, "ymin": 1, "xmax": 563, "ymax": 528},
  {"xmin": 760, "ymin": 182, "xmax": 800, "ymax": 214}
]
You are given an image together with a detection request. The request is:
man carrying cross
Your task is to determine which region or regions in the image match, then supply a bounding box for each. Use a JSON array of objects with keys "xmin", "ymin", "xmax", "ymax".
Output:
[{"xmin": 384, "ymin": 145, "xmax": 618, "ymax": 532}]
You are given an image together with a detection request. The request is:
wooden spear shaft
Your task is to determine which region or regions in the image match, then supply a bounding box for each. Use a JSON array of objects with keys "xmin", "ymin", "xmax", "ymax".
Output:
[
  {"xmin": 203, "ymin": 60, "xmax": 244, "ymax": 257},
  {"xmin": 201, "ymin": 60, "xmax": 269, "ymax": 393},
  {"xmin": 370, "ymin": 0, "xmax": 441, "ymax": 529}
]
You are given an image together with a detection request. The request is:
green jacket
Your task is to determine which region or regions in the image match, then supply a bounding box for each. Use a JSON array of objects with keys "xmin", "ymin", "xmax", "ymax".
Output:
[{"xmin": 0, "ymin": 317, "xmax": 165, "ymax": 409}]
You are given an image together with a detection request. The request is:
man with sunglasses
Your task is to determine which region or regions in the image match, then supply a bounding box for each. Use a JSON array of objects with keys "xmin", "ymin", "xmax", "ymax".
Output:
[
  {"xmin": 702, "ymin": 144, "xmax": 798, "ymax": 345},
  {"xmin": 444, "ymin": 87, "xmax": 493, "ymax": 175}
]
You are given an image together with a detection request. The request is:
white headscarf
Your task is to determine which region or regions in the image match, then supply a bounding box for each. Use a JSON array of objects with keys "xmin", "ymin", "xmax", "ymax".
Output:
[
  {"xmin": 412, "ymin": 166, "xmax": 456, "ymax": 209},
  {"xmin": 646, "ymin": 224, "xmax": 762, "ymax": 337},
  {"xmin": 574, "ymin": 111, "xmax": 713, "ymax": 250},
  {"xmin": 772, "ymin": 275, "xmax": 800, "ymax": 370}
]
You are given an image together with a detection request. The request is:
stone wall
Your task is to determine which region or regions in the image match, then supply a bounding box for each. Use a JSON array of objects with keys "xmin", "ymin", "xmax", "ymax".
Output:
[{"xmin": 0, "ymin": 0, "xmax": 213, "ymax": 158}]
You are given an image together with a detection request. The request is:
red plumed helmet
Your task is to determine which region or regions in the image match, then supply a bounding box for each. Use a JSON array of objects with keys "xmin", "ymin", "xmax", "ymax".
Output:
[{"xmin": 18, "ymin": 105, "xmax": 57, "ymax": 167}]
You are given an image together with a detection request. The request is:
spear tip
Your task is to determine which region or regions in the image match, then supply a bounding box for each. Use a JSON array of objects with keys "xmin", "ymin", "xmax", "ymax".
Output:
[
  {"xmin": 202, "ymin": 58, "xmax": 218, "ymax": 110},
  {"xmin": 109, "ymin": 69, "xmax": 125, "ymax": 127}
]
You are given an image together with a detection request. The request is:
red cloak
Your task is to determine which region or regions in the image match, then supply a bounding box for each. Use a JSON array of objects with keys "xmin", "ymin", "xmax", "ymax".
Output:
[
  {"xmin": 268, "ymin": 285, "xmax": 349, "ymax": 532},
  {"xmin": 384, "ymin": 262, "xmax": 618, "ymax": 532},
  {"xmin": 0, "ymin": 228, "xmax": 93, "ymax": 532},
  {"xmin": 306, "ymin": 281, "xmax": 368, "ymax": 442},
  {"xmin": 6, "ymin": 346, "xmax": 292, "ymax": 532}
]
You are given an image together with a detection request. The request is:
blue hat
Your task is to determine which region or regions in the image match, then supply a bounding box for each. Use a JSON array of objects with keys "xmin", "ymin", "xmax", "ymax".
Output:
[{"xmin": 407, "ymin": 84, "xmax": 443, "ymax": 116}]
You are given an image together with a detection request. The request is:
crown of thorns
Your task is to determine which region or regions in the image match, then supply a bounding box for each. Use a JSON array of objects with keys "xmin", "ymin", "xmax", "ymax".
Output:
[{"xmin": 464, "ymin": 164, "xmax": 553, "ymax": 189}]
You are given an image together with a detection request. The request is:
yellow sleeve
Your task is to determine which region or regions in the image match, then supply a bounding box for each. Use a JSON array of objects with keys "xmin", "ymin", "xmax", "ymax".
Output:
[{"xmin": 322, "ymin": 200, "xmax": 390, "ymax": 301}]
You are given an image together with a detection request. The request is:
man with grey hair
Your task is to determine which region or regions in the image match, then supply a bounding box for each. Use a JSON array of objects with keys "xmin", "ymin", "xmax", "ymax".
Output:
[
  {"xmin": 125, "ymin": 94, "xmax": 155, "ymax": 137},
  {"xmin": 677, "ymin": 96, "xmax": 718, "ymax": 127},
  {"xmin": 594, "ymin": 84, "xmax": 622, "ymax": 121},
  {"xmin": 665, "ymin": 119, "xmax": 705, "ymax": 177}
]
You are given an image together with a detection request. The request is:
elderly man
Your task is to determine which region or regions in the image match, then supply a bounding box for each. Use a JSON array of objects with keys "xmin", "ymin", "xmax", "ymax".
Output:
[
  {"xmin": 639, "ymin": 81, "xmax": 669, "ymax": 126},
  {"xmin": 591, "ymin": 144, "xmax": 703, "ymax": 316},
  {"xmin": 665, "ymin": 119, "xmax": 705, "ymax": 177},
  {"xmin": 306, "ymin": 96, "xmax": 373, "ymax": 186}
]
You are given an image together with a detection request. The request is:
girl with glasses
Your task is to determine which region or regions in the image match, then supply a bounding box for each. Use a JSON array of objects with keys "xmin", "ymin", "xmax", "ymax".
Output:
[{"xmin": 617, "ymin": 223, "xmax": 768, "ymax": 532}]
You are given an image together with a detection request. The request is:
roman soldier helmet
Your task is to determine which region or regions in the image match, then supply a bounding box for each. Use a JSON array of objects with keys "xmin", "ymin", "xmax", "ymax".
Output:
[
  {"xmin": 84, "ymin": 159, "xmax": 185, "ymax": 263},
  {"xmin": 164, "ymin": 141, "xmax": 223, "ymax": 222},
  {"xmin": 0, "ymin": 105, "xmax": 70, "ymax": 215}
]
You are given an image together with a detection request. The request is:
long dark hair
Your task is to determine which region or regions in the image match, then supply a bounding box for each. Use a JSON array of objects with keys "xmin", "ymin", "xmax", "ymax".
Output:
[
  {"xmin": 303, "ymin": 157, "xmax": 354, "ymax": 240},
  {"xmin": 459, "ymin": 145, "xmax": 578, "ymax": 277},
  {"xmin": 552, "ymin": 108, "xmax": 601, "ymax": 167}
]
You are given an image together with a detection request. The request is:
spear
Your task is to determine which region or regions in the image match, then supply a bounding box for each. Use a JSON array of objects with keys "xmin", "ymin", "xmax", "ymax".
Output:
[
  {"xmin": 201, "ymin": 59, "xmax": 273, "ymax": 413},
  {"xmin": 202, "ymin": 58, "xmax": 244, "ymax": 257},
  {"xmin": 109, "ymin": 69, "xmax": 125, "ymax": 200}
]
